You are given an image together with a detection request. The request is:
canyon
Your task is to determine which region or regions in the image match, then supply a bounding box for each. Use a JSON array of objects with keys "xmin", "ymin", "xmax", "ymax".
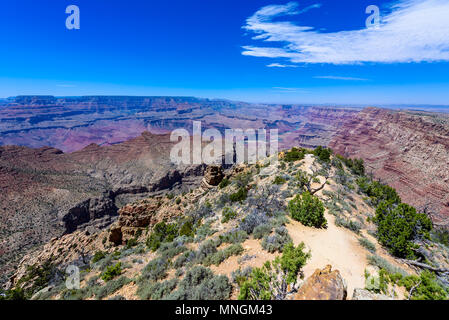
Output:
[
  {"xmin": 0, "ymin": 96, "xmax": 359, "ymax": 152},
  {"xmin": 1, "ymin": 96, "xmax": 448, "ymax": 289},
  {"xmin": 0, "ymin": 131, "xmax": 206, "ymax": 284},
  {"xmin": 330, "ymin": 108, "xmax": 449, "ymax": 225},
  {"xmin": 0, "ymin": 96, "xmax": 359, "ymax": 285}
]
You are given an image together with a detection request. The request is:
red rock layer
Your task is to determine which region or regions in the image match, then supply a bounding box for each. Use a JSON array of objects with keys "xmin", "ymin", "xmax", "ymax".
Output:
[{"xmin": 330, "ymin": 107, "xmax": 449, "ymax": 224}]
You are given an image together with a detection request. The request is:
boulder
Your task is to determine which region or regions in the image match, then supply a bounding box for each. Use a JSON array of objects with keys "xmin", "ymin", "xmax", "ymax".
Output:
[
  {"xmin": 294, "ymin": 265, "xmax": 347, "ymax": 300},
  {"xmin": 108, "ymin": 223, "xmax": 123, "ymax": 246},
  {"xmin": 118, "ymin": 198, "xmax": 161, "ymax": 228},
  {"xmin": 202, "ymin": 165, "xmax": 224, "ymax": 186}
]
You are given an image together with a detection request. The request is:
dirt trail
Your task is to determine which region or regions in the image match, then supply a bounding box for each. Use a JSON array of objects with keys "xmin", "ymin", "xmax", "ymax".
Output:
[
  {"xmin": 287, "ymin": 216, "xmax": 367, "ymax": 299},
  {"xmin": 285, "ymin": 153, "xmax": 413, "ymax": 299}
]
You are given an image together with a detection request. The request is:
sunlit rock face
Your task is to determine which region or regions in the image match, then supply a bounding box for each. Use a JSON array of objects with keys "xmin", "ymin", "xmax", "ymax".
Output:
[{"xmin": 330, "ymin": 107, "xmax": 449, "ymax": 223}]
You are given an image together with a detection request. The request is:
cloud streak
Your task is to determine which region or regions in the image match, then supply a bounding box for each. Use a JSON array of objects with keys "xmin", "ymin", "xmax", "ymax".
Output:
[
  {"xmin": 272, "ymin": 87, "xmax": 309, "ymax": 93},
  {"xmin": 314, "ymin": 75, "xmax": 369, "ymax": 81},
  {"xmin": 267, "ymin": 63, "xmax": 298, "ymax": 68},
  {"xmin": 242, "ymin": 0, "xmax": 449, "ymax": 64}
]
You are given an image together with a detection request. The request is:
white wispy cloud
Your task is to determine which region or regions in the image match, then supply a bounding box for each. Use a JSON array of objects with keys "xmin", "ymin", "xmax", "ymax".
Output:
[
  {"xmin": 267, "ymin": 63, "xmax": 298, "ymax": 68},
  {"xmin": 272, "ymin": 87, "xmax": 308, "ymax": 93},
  {"xmin": 242, "ymin": 0, "xmax": 449, "ymax": 64},
  {"xmin": 314, "ymin": 75, "xmax": 369, "ymax": 81}
]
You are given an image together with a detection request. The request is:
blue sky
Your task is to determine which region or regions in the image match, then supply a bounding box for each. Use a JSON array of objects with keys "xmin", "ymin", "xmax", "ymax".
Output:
[{"xmin": 0, "ymin": 0, "xmax": 448, "ymax": 105}]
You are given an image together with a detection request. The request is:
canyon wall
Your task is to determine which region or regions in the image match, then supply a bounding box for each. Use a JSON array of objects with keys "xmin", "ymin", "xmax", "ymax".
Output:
[
  {"xmin": 330, "ymin": 107, "xmax": 449, "ymax": 224},
  {"xmin": 0, "ymin": 96, "xmax": 359, "ymax": 152},
  {"xmin": 0, "ymin": 132, "xmax": 206, "ymax": 285}
]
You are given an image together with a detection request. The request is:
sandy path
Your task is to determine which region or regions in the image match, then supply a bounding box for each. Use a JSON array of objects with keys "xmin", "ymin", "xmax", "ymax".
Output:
[
  {"xmin": 285, "ymin": 154, "xmax": 367, "ymax": 298},
  {"xmin": 287, "ymin": 215, "xmax": 367, "ymax": 299}
]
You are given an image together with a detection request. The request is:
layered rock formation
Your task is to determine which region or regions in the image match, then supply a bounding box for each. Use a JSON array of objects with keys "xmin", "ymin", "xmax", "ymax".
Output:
[
  {"xmin": 0, "ymin": 96, "xmax": 359, "ymax": 153},
  {"xmin": 330, "ymin": 107, "xmax": 449, "ymax": 224},
  {"xmin": 201, "ymin": 165, "xmax": 224, "ymax": 188},
  {"xmin": 108, "ymin": 197, "xmax": 176, "ymax": 246},
  {"xmin": 0, "ymin": 131, "xmax": 206, "ymax": 285}
]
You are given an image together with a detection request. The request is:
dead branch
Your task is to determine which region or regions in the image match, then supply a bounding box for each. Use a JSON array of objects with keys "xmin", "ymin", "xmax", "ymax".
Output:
[
  {"xmin": 399, "ymin": 259, "xmax": 449, "ymax": 274},
  {"xmin": 408, "ymin": 280, "xmax": 421, "ymax": 300},
  {"xmin": 307, "ymin": 168, "xmax": 330, "ymax": 195}
]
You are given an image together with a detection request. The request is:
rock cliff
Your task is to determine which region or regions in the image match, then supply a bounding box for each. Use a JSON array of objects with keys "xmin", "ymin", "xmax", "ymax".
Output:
[{"xmin": 330, "ymin": 107, "xmax": 449, "ymax": 224}]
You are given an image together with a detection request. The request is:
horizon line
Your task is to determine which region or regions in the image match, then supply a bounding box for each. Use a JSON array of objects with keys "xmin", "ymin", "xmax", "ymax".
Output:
[{"xmin": 2, "ymin": 95, "xmax": 449, "ymax": 109}]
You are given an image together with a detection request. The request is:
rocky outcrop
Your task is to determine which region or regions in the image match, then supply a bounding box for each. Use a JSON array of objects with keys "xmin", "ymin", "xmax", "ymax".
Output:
[
  {"xmin": 294, "ymin": 265, "xmax": 347, "ymax": 300},
  {"xmin": 330, "ymin": 107, "xmax": 449, "ymax": 224},
  {"xmin": 108, "ymin": 196, "xmax": 183, "ymax": 246},
  {"xmin": 352, "ymin": 288, "xmax": 394, "ymax": 300},
  {"xmin": 62, "ymin": 196, "xmax": 118, "ymax": 234},
  {"xmin": 108, "ymin": 224, "xmax": 123, "ymax": 246},
  {"xmin": 202, "ymin": 165, "xmax": 224, "ymax": 188},
  {"xmin": 117, "ymin": 198, "xmax": 162, "ymax": 228}
]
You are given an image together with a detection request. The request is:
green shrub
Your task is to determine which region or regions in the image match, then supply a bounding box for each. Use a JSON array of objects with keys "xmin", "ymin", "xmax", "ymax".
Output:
[
  {"xmin": 95, "ymin": 276, "xmax": 131, "ymax": 299},
  {"xmin": 253, "ymin": 224, "xmax": 272, "ymax": 240},
  {"xmin": 366, "ymin": 255, "xmax": 407, "ymax": 276},
  {"xmin": 192, "ymin": 274, "xmax": 232, "ymax": 300},
  {"xmin": 219, "ymin": 178, "xmax": 230, "ymax": 189},
  {"xmin": 140, "ymin": 257, "xmax": 170, "ymax": 282},
  {"xmin": 0, "ymin": 287, "xmax": 26, "ymax": 300},
  {"xmin": 372, "ymin": 267, "xmax": 448, "ymax": 300},
  {"xmin": 356, "ymin": 178, "xmax": 401, "ymax": 205},
  {"xmin": 101, "ymin": 262, "xmax": 122, "ymax": 282},
  {"xmin": 126, "ymin": 238, "xmax": 138, "ymax": 249},
  {"xmin": 179, "ymin": 219, "xmax": 195, "ymax": 238},
  {"xmin": 230, "ymin": 187, "xmax": 248, "ymax": 203},
  {"xmin": 284, "ymin": 148, "xmax": 305, "ymax": 162},
  {"xmin": 238, "ymin": 242, "xmax": 310, "ymax": 300},
  {"xmin": 358, "ymin": 238, "xmax": 376, "ymax": 253},
  {"xmin": 203, "ymin": 244, "xmax": 244, "ymax": 266},
  {"xmin": 62, "ymin": 286, "xmax": 97, "ymax": 300},
  {"xmin": 294, "ymin": 170, "xmax": 310, "ymax": 190},
  {"xmin": 173, "ymin": 250, "xmax": 196, "ymax": 268},
  {"xmin": 336, "ymin": 154, "xmax": 365, "ymax": 176},
  {"xmin": 158, "ymin": 242, "xmax": 187, "ymax": 260},
  {"xmin": 313, "ymin": 146, "xmax": 331, "ymax": 162},
  {"xmin": 273, "ymin": 176, "xmax": 286, "ymax": 185},
  {"xmin": 399, "ymin": 271, "xmax": 447, "ymax": 300},
  {"xmin": 167, "ymin": 266, "xmax": 232, "ymax": 300},
  {"xmin": 137, "ymin": 279, "xmax": 178, "ymax": 300},
  {"xmin": 15, "ymin": 261, "xmax": 55, "ymax": 298},
  {"xmin": 270, "ymin": 214, "xmax": 289, "ymax": 228},
  {"xmin": 335, "ymin": 216, "xmax": 362, "ymax": 234},
  {"xmin": 196, "ymin": 240, "xmax": 218, "ymax": 263},
  {"xmin": 194, "ymin": 220, "xmax": 217, "ymax": 242},
  {"xmin": 374, "ymin": 202, "xmax": 432, "ymax": 258},
  {"xmin": 288, "ymin": 192, "xmax": 327, "ymax": 228},
  {"xmin": 146, "ymin": 221, "xmax": 179, "ymax": 251},
  {"xmin": 261, "ymin": 227, "xmax": 292, "ymax": 253},
  {"xmin": 221, "ymin": 207, "xmax": 237, "ymax": 223},
  {"xmin": 234, "ymin": 172, "xmax": 253, "ymax": 188},
  {"xmin": 231, "ymin": 267, "xmax": 253, "ymax": 285},
  {"xmin": 92, "ymin": 251, "xmax": 107, "ymax": 263},
  {"xmin": 219, "ymin": 230, "xmax": 248, "ymax": 244}
]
